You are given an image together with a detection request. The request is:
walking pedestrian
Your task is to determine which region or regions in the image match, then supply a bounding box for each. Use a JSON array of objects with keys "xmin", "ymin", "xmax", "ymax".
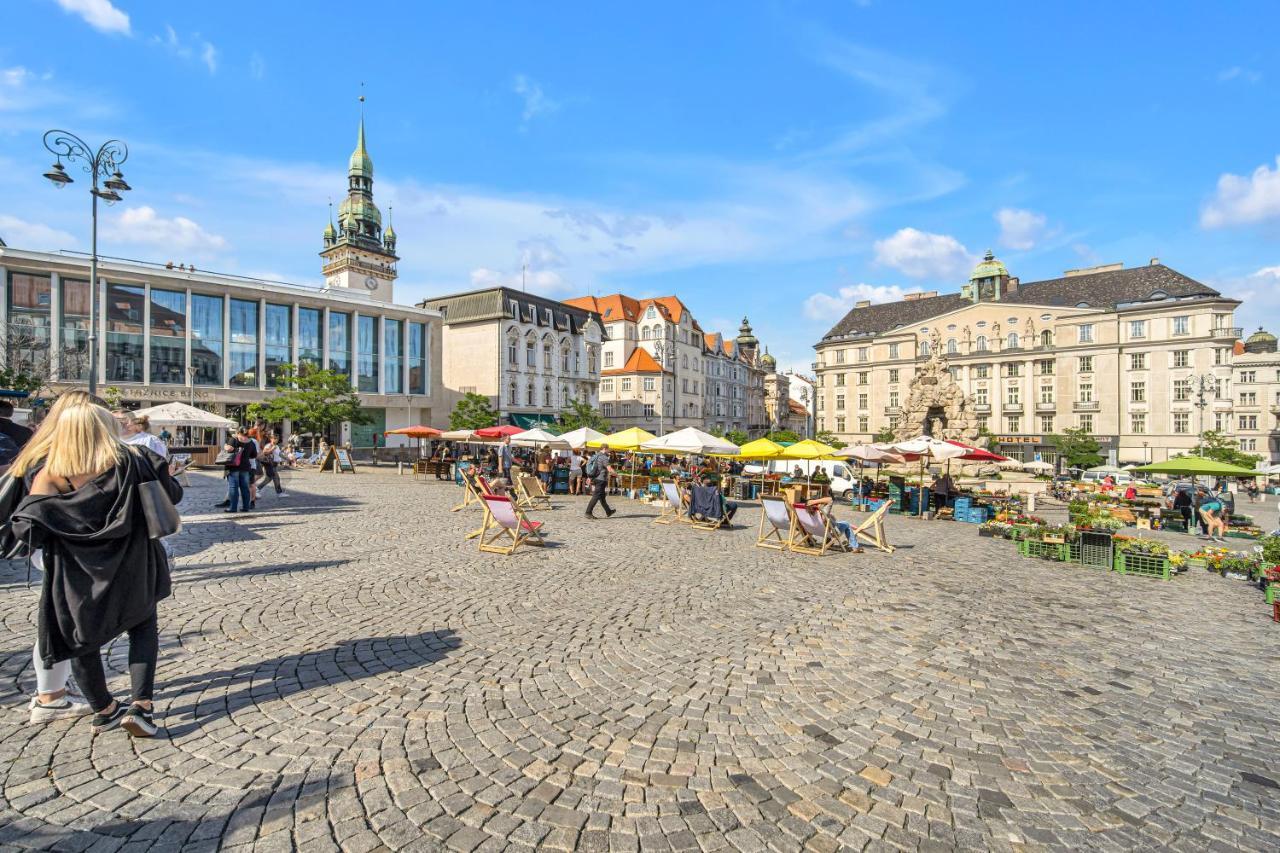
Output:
[
  {"xmin": 536, "ymin": 447, "xmax": 553, "ymax": 489},
  {"xmin": 224, "ymin": 427, "xmax": 258, "ymax": 513},
  {"xmin": 10, "ymin": 395, "xmax": 182, "ymax": 737},
  {"xmin": 0, "ymin": 400, "xmax": 34, "ymax": 469},
  {"xmin": 114, "ymin": 411, "xmax": 169, "ymax": 459},
  {"xmin": 568, "ymin": 450, "xmax": 584, "ymax": 495},
  {"xmin": 585, "ymin": 444, "xmax": 616, "ymax": 519},
  {"xmin": 256, "ymin": 432, "xmax": 286, "ymax": 497}
]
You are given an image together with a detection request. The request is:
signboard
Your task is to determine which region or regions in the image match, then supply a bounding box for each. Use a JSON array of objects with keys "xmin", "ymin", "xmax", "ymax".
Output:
[
  {"xmin": 319, "ymin": 446, "xmax": 357, "ymax": 473},
  {"xmin": 995, "ymin": 434, "xmax": 1118, "ymax": 446},
  {"xmin": 335, "ymin": 448, "xmax": 356, "ymax": 473}
]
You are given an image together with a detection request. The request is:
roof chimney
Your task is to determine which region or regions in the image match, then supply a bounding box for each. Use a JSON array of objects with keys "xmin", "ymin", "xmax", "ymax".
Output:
[
  {"xmin": 1150, "ymin": 257, "xmax": 1160, "ymax": 266},
  {"xmin": 854, "ymin": 299, "xmax": 871, "ymax": 309},
  {"xmin": 1008, "ymin": 276, "xmax": 1019, "ymax": 292},
  {"xmin": 903, "ymin": 293, "xmax": 921, "ymax": 302}
]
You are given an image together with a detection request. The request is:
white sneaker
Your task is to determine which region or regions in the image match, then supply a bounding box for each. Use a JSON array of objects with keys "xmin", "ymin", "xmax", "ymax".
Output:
[
  {"xmin": 29, "ymin": 693, "xmax": 93, "ymax": 724},
  {"xmin": 277, "ymin": 492, "xmax": 288, "ymax": 498}
]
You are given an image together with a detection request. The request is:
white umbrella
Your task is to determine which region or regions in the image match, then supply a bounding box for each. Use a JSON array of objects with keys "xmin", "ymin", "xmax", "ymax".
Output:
[
  {"xmin": 1087, "ymin": 464, "xmax": 1125, "ymax": 475},
  {"xmin": 888, "ymin": 436, "xmax": 967, "ymax": 517},
  {"xmin": 130, "ymin": 402, "xmax": 236, "ymax": 429},
  {"xmin": 510, "ymin": 428, "xmax": 571, "ymax": 450},
  {"xmin": 835, "ymin": 444, "xmax": 906, "ymax": 463},
  {"xmin": 1023, "ymin": 460, "xmax": 1055, "ymax": 472},
  {"xmin": 1265, "ymin": 463, "xmax": 1280, "ymax": 476},
  {"xmin": 996, "ymin": 457, "xmax": 1025, "ymax": 470},
  {"xmin": 558, "ymin": 427, "xmax": 607, "ymax": 450},
  {"xmin": 641, "ymin": 427, "xmax": 740, "ymax": 456},
  {"xmin": 439, "ymin": 429, "xmax": 476, "ymax": 441}
]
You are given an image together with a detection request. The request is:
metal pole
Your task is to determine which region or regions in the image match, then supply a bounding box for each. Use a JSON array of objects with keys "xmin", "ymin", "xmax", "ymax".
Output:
[{"xmin": 88, "ymin": 178, "xmax": 99, "ymax": 397}]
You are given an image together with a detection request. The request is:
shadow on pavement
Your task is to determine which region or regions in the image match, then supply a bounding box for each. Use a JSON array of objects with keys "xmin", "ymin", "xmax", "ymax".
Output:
[{"xmin": 171, "ymin": 558, "xmax": 354, "ymax": 585}]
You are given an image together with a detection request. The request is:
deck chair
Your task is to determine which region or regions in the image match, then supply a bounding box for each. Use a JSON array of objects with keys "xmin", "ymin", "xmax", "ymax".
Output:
[
  {"xmin": 851, "ymin": 500, "xmax": 894, "ymax": 553},
  {"xmin": 789, "ymin": 503, "xmax": 853, "ymax": 556},
  {"xmin": 169, "ymin": 454, "xmax": 193, "ymax": 488},
  {"xmin": 515, "ymin": 474, "xmax": 552, "ymax": 510},
  {"xmin": 452, "ymin": 466, "xmax": 484, "ymax": 512},
  {"xmin": 477, "ymin": 494, "xmax": 547, "ymax": 554},
  {"xmin": 653, "ymin": 479, "xmax": 691, "ymax": 525},
  {"xmin": 756, "ymin": 495, "xmax": 793, "ymax": 550},
  {"xmin": 688, "ymin": 484, "xmax": 729, "ymax": 531},
  {"xmin": 463, "ymin": 474, "xmax": 499, "ymax": 540}
]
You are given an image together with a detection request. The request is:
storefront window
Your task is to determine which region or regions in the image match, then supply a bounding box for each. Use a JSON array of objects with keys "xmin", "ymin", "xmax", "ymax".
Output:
[
  {"xmin": 265, "ymin": 304, "xmax": 292, "ymax": 387},
  {"xmin": 384, "ymin": 319, "xmax": 402, "ymax": 394},
  {"xmin": 408, "ymin": 322, "xmax": 427, "ymax": 394},
  {"xmin": 149, "ymin": 289, "xmax": 187, "ymax": 384},
  {"xmin": 191, "ymin": 294, "xmax": 223, "ymax": 385},
  {"xmin": 60, "ymin": 278, "xmax": 91, "ymax": 382},
  {"xmin": 6, "ymin": 272, "xmax": 53, "ymax": 382},
  {"xmin": 298, "ymin": 307, "xmax": 322, "ymax": 370},
  {"xmin": 328, "ymin": 311, "xmax": 351, "ymax": 377},
  {"xmin": 357, "ymin": 315, "xmax": 378, "ymax": 392},
  {"xmin": 228, "ymin": 299, "xmax": 259, "ymax": 387},
  {"xmin": 105, "ymin": 283, "xmax": 144, "ymax": 383}
]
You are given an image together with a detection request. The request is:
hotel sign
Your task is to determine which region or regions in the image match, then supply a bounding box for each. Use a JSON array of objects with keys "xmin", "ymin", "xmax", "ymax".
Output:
[{"xmin": 995, "ymin": 434, "xmax": 1116, "ymax": 446}]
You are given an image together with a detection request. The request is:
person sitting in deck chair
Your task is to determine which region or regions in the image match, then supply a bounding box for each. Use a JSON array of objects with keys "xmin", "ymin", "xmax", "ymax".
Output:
[
  {"xmin": 801, "ymin": 495, "xmax": 864, "ymax": 553},
  {"xmin": 690, "ymin": 474, "xmax": 737, "ymax": 526}
]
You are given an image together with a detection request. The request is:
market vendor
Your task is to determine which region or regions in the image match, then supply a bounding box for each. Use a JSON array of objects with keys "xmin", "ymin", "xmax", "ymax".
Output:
[{"xmin": 930, "ymin": 471, "xmax": 957, "ymax": 510}]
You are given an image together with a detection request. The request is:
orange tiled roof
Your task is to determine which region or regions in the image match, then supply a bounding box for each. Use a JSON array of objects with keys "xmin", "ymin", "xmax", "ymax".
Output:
[
  {"xmin": 565, "ymin": 294, "xmax": 642, "ymax": 322},
  {"xmin": 787, "ymin": 399, "xmax": 808, "ymax": 415},
  {"xmin": 600, "ymin": 347, "xmax": 671, "ymax": 376}
]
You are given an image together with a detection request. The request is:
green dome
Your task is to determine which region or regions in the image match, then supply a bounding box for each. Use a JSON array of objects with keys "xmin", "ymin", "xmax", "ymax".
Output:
[
  {"xmin": 969, "ymin": 249, "xmax": 1008, "ymax": 281},
  {"xmin": 339, "ymin": 194, "xmax": 381, "ymax": 227},
  {"xmin": 349, "ymin": 118, "xmax": 373, "ymax": 178},
  {"xmin": 760, "ymin": 348, "xmax": 776, "ymax": 369},
  {"xmin": 323, "ymin": 220, "xmax": 336, "ymax": 238},
  {"xmin": 1247, "ymin": 327, "xmax": 1276, "ymax": 345}
]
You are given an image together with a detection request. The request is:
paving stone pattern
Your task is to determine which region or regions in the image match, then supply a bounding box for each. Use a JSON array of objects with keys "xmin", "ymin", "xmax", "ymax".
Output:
[{"xmin": 0, "ymin": 470, "xmax": 1278, "ymax": 852}]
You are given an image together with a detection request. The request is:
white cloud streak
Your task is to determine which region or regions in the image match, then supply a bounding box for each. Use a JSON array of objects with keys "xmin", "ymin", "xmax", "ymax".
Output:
[
  {"xmin": 0, "ymin": 215, "xmax": 78, "ymax": 250},
  {"xmin": 53, "ymin": 0, "xmax": 130, "ymax": 35},
  {"xmin": 512, "ymin": 74, "xmax": 559, "ymax": 127},
  {"xmin": 803, "ymin": 282, "xmax": 913, "ymax": 321},
  {"xmin": 101, "ymin": 206, "xmax": 228, "ymax": 254},
  {"xmin": 1201, "ymin": 156, "xmax": 1280, "ymax": 228},
  {"xmin": 873, "ymin": 227, "xmax": 973, "ymax": 279},
  {"xmin": 995, "ymin": 207, "xmax": 1048, "ymax": 250},
  {"xmin": 155, "ymin": 25, "xmax": 219, "ymax": 75}
]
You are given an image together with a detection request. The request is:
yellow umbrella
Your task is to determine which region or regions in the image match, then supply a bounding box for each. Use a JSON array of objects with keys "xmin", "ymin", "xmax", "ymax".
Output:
[
  {"xmin": 587, "ymin": 426, "xmax": 657, "ymax": 450},
  {"xmin": 779, "ymin": 439, "xmax": 839, "ymax": 459},
  {"xmin": 736, "ymin": 438, "xmax": 785, "ymax": 459}
]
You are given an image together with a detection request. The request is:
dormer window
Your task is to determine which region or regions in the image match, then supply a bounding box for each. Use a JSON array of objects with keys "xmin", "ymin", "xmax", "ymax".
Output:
[
  {"xmin": 646, "ymin": 307, "xmax": 656, "ymax": 319},
  {"xmin": 509, "ymin": 300, "xmax": 519, "ymax": 319}
]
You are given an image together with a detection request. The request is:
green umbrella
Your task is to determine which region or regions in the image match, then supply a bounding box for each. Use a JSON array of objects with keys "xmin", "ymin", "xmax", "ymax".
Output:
[{"xmin": 1134, "ymin": 456, "xmax": 1260, "ymax": 477}]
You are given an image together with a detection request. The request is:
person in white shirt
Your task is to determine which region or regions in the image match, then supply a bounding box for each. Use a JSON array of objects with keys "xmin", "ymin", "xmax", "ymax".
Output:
[{"xmin": 113, "ymin": 412, "xmax": 169, "ymax": 458}]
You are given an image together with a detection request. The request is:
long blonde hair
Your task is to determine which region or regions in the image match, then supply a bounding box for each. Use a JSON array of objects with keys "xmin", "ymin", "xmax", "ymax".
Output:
[{"xmin": 10, "ymin": 393, "xmax": 123, "ymax": 479}]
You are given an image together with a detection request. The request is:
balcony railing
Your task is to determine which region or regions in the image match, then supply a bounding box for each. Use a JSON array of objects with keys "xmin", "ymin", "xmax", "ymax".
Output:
[
  {"xmin": 1035, "ymin": 401, "xmax": 1057, "ymax": 412},
  {"xmin": 883, "ymin": 405, "xmax": 901, "ymax": 415},
  {"xmin": 1073, "ymin": 400, "xmax": 1100, "ymax": 412},
  {"xmin": 1002, "ymin": 402, "xmax": 1024, "ymax": 414},
  {"xmin": 972, "ymin": 403, "xmax": 991, "ymax": 413},
  {"xmin": 1212, "ymin": 326, "xmax": 1244, "ymax": 338}
]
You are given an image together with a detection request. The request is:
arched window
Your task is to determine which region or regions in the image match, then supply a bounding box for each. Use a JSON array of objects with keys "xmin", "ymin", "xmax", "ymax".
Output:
[
  {"xmin": 1040, "ymin": 330, "xmax": 1053, "ymax": 348},
  {"xmin": 681, "ymin": 354, "xmax": 689, "ymax": 369},
  {"xmin": 508, "ymin": 380, "xmax": 517, "ymax": 406},
  {"xmin": 560, "ymin": 341, "xmax": 570, "ymax": 372},
  {"xmin": 560, "ymin": 385, "xmax": 568, "ymax": 406},
  {"xmin": 946, "ymin": 338, "xmax": 958, "ymax": 354},
  {"xmin": 507, "ymin": 331, "xmax": 519, "ymax": 365},
  {"xmin": 1007, "ymin": 332, "xmax": 1019, "ymax": 349},
  {"xmin": 542, "ymin": 337, "xmax": 553, "ymax": 368},
  {"xmin": 526, "ymin": 383, "xmax": 535, "ymax": 406},
  {"xmin": 543, "ymin": 384, "xmax": 552, "ymax": 407},
  {"xmin": 652, "ymin": 325, "xmax": 663, "ymax": 340},
  {"xmin": 975, "ymin": 336, "xmax": 988, "ymax": 352},
  {"xmin": 642, "ymin": 326, "xmax": 652, "ymax": 340},
  {"xmin": 919, "ymin": 340, "xmax": 930, "ymax": 357}
]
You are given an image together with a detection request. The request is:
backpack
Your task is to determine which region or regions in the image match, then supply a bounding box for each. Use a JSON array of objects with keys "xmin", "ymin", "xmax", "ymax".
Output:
[{"xmin": 586, "ymin": 454, "xmax": 604, "ymax": 479}]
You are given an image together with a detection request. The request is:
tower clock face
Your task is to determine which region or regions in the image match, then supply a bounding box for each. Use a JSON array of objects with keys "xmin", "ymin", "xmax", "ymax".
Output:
[{"xmin": 364, "ymin": 276, "xmax": 378, "ymax": 290}]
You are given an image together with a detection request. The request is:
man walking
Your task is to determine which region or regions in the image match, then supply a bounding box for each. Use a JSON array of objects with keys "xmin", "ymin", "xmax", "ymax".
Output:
[{"xmin": 585, "ymin": 444, "xmax": 616, "ymax": 519}]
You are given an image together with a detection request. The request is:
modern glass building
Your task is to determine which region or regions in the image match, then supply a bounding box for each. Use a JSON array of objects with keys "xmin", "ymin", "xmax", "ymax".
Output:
[{"xmin": 0, "ymin": 246, "xmax": 443, "ymax": 447}]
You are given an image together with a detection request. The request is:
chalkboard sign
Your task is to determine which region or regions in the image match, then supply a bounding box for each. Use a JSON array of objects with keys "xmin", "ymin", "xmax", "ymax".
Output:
[{"xmin": 335, "ymin": 448, "xmax": 356, "ymax": 473}]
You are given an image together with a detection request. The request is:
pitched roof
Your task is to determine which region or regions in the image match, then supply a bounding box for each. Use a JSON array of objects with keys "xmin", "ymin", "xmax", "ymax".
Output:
[
  {"xmin": 787, "ymin": 399, "xmax": 808, "ymax": 415},
  {"xmin": 820, "ymin": 263, "xmax": 1227, "ymax": 342},
  {"xmin": 565, "ymin": 294, "xmax": 642, "ymax": 322},
  {"xmin": 601, "ymin": 347, "xmax": 670, "ymax": 376}
]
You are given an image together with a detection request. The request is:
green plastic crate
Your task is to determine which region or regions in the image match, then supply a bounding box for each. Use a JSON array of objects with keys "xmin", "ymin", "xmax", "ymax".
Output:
[
  {"xmin": 1114, "ymin": 552, "xmax": 1172, "ymax": 580},
  {"xmin": 1267, "ymin": 583, "xmax": 1277, "ymax": 605},
  {"xmin": 1018, "ymin": 539, "xmax": 1066, "ymax": 560}
]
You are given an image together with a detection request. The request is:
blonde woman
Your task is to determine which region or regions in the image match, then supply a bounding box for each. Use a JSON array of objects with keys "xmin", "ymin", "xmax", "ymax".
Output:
[{"xmin": 10, "ymin": 396, "xmax": 182, "ymax": 737}]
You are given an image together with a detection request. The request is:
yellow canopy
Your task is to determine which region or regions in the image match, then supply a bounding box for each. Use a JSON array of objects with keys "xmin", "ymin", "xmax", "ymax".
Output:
[
  {"xmin": 586, "ymin": 426, "xmax": 657, "ymax": 451},
  {"xmin": 779, "ymin": 439, "xmax": 839, "ymax": 460},
  {"xmin": 735, "ymin": 437, "xmax": 786, "ymax": 459}
]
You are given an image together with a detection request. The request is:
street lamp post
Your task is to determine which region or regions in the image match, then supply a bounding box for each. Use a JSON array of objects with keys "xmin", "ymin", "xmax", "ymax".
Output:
[
  {"xmin": 652, "ymin": 339, "xmax": 675, "ymax": 435},
  {"xmin": 1192, "ymin": 372, "xmax": 1218, "ymax": 455},
  {"xmin": 41, "ymin": 130, "xmax": 133, "ymax": 397}
]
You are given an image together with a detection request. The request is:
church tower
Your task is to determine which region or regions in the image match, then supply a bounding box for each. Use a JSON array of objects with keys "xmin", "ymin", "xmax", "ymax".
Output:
[{"xmin": 321, "ymin": 96, "xmax": 398, "ymax": 302}]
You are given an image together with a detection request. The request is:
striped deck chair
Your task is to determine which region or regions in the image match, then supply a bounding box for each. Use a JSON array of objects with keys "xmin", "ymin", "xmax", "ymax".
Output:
[
  {"xmin": 851, "ymin": 500, "xmax": 894, "ymax": 553},
  {"xmin": 756, "ymin": 495, "xmax": 793, "ymax": 551},
  {"xmin": 789, "ymin": 503, "xmax": 853, "ymax": 556},
  {"xmin": 516, "ymin": 474, "xmax": 552, "ymax": 510},
  {"xmin": 464, "ymin": 474, "xmax": 499, "ymax": 540},
  {"xmin": 478, "ymin": 494, "xmax": 547, "ymax": 554},
  {"xmin": 653, "ymin": 479, "xmax": 691, "ymax": 525},
  {"xmin": 452, "ymin": 466, "xmax": 484, "ymax": 512}
]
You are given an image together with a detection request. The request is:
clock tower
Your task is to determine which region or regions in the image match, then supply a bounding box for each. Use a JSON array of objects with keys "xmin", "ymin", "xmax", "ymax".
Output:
[{"xmin": 321, "ymin": 97, "xmax": 398, "ymax": 302}]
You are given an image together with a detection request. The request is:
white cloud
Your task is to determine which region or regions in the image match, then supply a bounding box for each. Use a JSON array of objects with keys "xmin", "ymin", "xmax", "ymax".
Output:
[
  {"xmin": 873, "ymin": 227, "xmax": 972, "ymax": 279},
  {"xmin": 995, "ymin": 207, "xmax": 1048, "ymax": 250},
  {"xmin": 154, "ymin": 25, "xmax": 219, "ymax": 75},
  {"xmin": 249, "ymin": 52, "xmax": 265, "ymax": 80},
  {"xmin": 101, "ymin": 206, "xmax": 228, "ymax": 253},
  {"xmin": 1201, "ymin": 156, "xmax": 1280, "ymax": 228},
  {"xmin": 201, "ymin": 42, "xmax": 218, "ymax": 74},
  {"xmin": 0, "ymin": 215, "xmax": 78, "ymax": 250},
  {"xmin": 53, "ymin": 0, "xmax": 130, "ymax": 35},
  {"xmin": 1218, "ymin": 66, "xmax": 1261, "ymax": 84},
  {"xmin": 803, "ymin": 282, "xmax": 913, "ymax": 320},
  {"xmin": 512, "ymin": 74, "xmax": 559, "ymax": 127}
]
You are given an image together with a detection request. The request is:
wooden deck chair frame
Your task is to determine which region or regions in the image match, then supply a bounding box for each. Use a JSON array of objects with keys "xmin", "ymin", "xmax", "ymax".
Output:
[
  {"xmin": 452, "ymin": 467, "xmax": 483, "ymax": 512},
  {"xmin": 477, "ymin": 494, "xmax": 547, "ymax": 555},
  {"xmin": 515, "ymin": 474, "xmax": 552, "ymax": 510},
  {"xmin": 464, "ymin": 474, "xmax": 499, "ymax": 540},
  {"xmin": 170, "ymin": 455, "xmax": 193, "ymax": 488},
  {"xmin": 653, "ymin": 479, "xmax": 691, "ymax": 525},
  {"xmin": 689, "ymin": 485, "xmax": 729, "ymax": 532},
  {"xmin": 851, "ymin": 500, "xmax": 894, "ymax": 553},
  {"xmin": 789, "ymin": 503, "xmax": 852, "ymax": 556},
  {"xmin": 756, "ymin": 495, "xmax": 793, "ymax": 550}
]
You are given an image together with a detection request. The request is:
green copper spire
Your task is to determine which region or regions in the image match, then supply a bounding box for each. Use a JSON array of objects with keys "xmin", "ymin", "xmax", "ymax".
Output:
[{"xmin": 349, "ymin": 94, "xmax": 373, "ymax": 178}]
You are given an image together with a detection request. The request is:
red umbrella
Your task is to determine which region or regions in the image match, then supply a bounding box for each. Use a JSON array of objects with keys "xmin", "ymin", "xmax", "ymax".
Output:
[
  {"xmin": 385, "ymin": 425, "xmax": 442, "ymax": 438},
  {"xmin": 944, "ymin": 440, "xmax": 1009, "ymax": 462},
  {"xmin": 475, "ymin": 424, "xmax": 525, "ymax": 438}
]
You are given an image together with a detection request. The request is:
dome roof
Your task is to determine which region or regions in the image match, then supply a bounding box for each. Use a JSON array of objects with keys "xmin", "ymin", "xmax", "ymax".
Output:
[
  {"xmin": 969, "ymin": 249, "xmax": 1008, "ymax": 281},
  {"xmin": 323, "ymin": 220, "xmax": 336, "ymax": 238},
  {"xmin": 1244, "ymin": 327, "xmax": 1278, "ymax": 353},
  {"xmin": 760, "ymin": 348, "xmax": 776, "ymax": 369},
  {"xmin": 349, "ymin": 118, "xmax": 373, "ymax": 178},
  {"xmin": 339, "ymin": 194, "xmax": 381, "ymax": 226}
]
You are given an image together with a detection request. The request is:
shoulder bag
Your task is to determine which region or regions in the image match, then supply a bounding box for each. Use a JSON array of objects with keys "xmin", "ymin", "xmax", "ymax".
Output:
[
  {"xmin": 128, "ymin": 448, "xmax": 182, "ymax": 538},
  {"xmin": 0, "ymin": 473, "xmax": 32, "ymax": 560}
]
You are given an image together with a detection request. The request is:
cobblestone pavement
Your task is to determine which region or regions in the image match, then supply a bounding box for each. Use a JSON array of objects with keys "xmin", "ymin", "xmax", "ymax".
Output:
[{"xmin": 1, "ymin": 470, "xmax": 1278, "ymax": 852}]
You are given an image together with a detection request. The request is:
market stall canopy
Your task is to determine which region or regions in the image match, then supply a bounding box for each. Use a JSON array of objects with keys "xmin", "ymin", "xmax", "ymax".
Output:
[
  {"xmin": 587, "ymin": 427, "xmax": 657, "ymax": 450},
  {"xmin": 1267, "ymin": 463, "xmax": 1280, "ymax": 476},
  {"xmin": 130, "ymin": 402, "xmax": 236, "ymax": 429},
  {"xmin": 996, "ymin": 458, "xmax": 1025, "ymax": 470},
  {"xmin": 475, "ymin": 425, "xmax": 525, "ymax": 439},
  {"xmin": 1134, "ymin": 456, "xmax": 1262, "ymax": 477},
  {"xmin": 890, "ymin": 436, "xmax": 967, "ymax": 460},
  {"xmin": 780, "ymin": 439, "xmax": 840, "ymax": 460},
  {"xmin": 834, "ymin": 444, "xmax": 907, "ymax": 464},
  {"xmin": 736, "ymin": 437, "xmax": 786, "ymax": 459},
  {"xmin": 509, "ymin": 428, "xmax": 571, "ymax": 449},
  {"xmin": 558, "ymin": 427, "xmax": 606, "ymax": 450},
  {"xmin": 641, "ymin": 427, "xmax": 739, "ymax": 456},
  {"xmin": 943, "ymin": 440, "xmax": 1010, "ymax": 463},
  {"xmin": 439, "ymin": 429, "xmax": 477, "ymax": 441},
  {"xmin": 1086, "ymin": 464, "xmax": 1126, "ymax": 475},
  {"xmin": 385, "ymin": 425, "xmax": 442, "ymax": 439},
  {"xmin": 1022, "ymin": 459, "xmax": 1055, "ymax": 472}
]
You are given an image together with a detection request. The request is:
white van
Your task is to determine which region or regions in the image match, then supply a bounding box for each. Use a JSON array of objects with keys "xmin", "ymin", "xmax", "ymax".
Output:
[
  {"xmin": 743, "ymin": 459, "xmax": 860, "ymax": 499},
  {"xmin": 1079, "ymin": 469, "xmax": 1132, "ymax": 486}
]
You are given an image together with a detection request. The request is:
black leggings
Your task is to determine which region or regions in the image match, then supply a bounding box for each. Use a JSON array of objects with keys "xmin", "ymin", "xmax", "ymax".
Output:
[
  {"xmin": 257, "ymin": 461, "xmax": 282, "ymax": 494},
  {"xmin": 69, "ymin": 611, "xmax": 158, "ymax": 712}
]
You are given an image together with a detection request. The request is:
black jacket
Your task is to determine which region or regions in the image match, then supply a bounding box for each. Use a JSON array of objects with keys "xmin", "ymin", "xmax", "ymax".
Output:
[
  {"xmin": 11, "ymin": 447, "xmax": 182, "ymax": 667},
  {"xmin": 226, "ymin": 437, "xmax": 258, "ymax": 472}
]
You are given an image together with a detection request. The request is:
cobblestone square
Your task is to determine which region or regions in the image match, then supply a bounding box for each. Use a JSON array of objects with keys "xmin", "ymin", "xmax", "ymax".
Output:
[{"xmin": 1, "ymin": 470, "xmax": 1278, "ymax": 851}]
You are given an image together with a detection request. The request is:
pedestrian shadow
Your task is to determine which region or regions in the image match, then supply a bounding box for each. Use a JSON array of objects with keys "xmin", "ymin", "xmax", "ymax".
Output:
[
  {"xmin": 157, "ymin": 629, "xmax": 460, "ymax": 738},
  {"xmin": 171, "ymin": 558, "xmax": 353, "ymax": 585}
]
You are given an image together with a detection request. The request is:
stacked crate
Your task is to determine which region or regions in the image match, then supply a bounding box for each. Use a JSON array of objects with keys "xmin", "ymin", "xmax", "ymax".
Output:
[{"xmin": 953, "ymin": 497, "xmax": 989, "ymax": 524}]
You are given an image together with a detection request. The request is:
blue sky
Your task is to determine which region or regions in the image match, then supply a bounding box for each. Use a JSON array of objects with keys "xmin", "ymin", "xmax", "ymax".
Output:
[{"xmin": 3, "ymin": 1, "xmax": 1280, "ymax": 375}]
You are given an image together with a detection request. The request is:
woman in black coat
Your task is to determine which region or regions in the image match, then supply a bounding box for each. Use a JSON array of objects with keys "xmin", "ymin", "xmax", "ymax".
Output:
[{"xmin": 10, "ymin": 397, "xmax": 182, "ymax": 737}]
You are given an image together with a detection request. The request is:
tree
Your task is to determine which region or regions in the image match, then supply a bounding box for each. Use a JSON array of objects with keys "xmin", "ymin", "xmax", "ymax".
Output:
[
  {"xmin": 0, "ymin": 322, "xmax": 89, "ymax": 397},
  {"xmin": 1196, "ymin": 429, "xmax": 1260, "ymax": 469},
  {"xmin": 558, "ymin": 397, "xmax": 610, "ymax": 433},
  {"xmin": 814, "ymin": 430, "xmax": 847, "ymax": 449},
  {"xmin": 872, "ymin": 425, "xmax": 896, "ymax": 443},
  {"xmin": 101, "ymin": 386, "xmax": 125, "ymax": 409},
  {"xmin": 766, "ymin": 429, "xmax": 802, "ymax": 444},
  {"xmin": 449, "ymin": 392, "xmax": 498, "ymax": 431},
  {"xmin": 1049, "ymin": 427, "xmax": 1103, "ymax": 469},
  {"xmin": 725, "ymin": 429, "xmax": 750, "ymax": 447},
  {"xmin": 247, "ymin": 363, "xmax": 371, "ymax": 448}
]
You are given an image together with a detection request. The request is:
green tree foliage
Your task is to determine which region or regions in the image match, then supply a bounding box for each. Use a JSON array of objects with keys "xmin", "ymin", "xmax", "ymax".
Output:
[
  {"xmin": 725, "ymin": 429, "xmax": 750, "ymax": 447},
  {"xmin": 766, "ymin": 429, "xmax": 802, "ymax": 444},
  {"xmin": 0, "ymin": 368, "xmax": 43, "ymax": 395},
  {"xmin": 1049, "ymin": 427, "xmax": 1104, "ymax": 469},
  {"xmin": 814, "ymin": 430, "xmax": 847, "ymax": 449},
  {"xmin": 101, "ymin": 386, "xmax": 125, "ymax": 409},
  {"xmin": 1197, "ymin": 429, "xmax": 1261, "ymax": 469},
  {"xmin": 448, "ymin": 392, "xmax": 499, "ymax": 431},
  {"xmin": 558, "ymin": 397, "xmax": 610, "ymax": 433},
  {"xmin": 247, "ymin": 364, "xmax": 372, "ymax": 443},
  {"xmin": 872, "ymin": 426, "xmax": 896, "ymax": 443}
]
